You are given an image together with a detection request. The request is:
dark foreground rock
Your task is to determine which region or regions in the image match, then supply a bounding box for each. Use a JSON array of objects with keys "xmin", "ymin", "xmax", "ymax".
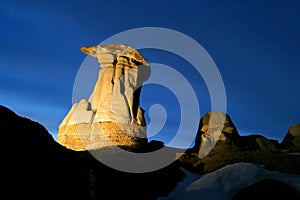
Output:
[
  {"xmin": 0, "ymin": 105, "xmax": 184, "ymax": 200},
  {"xmin": 1, "ymin": 105, "xmax": 299, "ymax": 199}
]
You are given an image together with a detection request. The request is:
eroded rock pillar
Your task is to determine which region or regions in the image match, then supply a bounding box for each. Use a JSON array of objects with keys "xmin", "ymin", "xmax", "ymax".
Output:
[{"xmin": 57, "ymin": 44, "xmax": 150, "ymax": 151}]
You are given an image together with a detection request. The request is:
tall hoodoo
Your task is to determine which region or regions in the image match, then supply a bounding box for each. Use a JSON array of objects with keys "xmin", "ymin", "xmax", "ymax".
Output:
[{"xmin": 58, "ymin": 44, "xmax": 151, "ymax": 151}]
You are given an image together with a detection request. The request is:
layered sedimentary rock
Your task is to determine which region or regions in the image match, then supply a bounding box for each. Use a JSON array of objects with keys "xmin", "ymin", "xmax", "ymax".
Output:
[{"xmin": 58, "ymin": 44, "xmax": 150, "ymax": 151}]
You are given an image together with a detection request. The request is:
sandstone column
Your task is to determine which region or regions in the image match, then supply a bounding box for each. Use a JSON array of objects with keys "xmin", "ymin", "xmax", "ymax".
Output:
[{"xmin": 58, "ymin": 44, "xmax": 150, "ymax": 151}]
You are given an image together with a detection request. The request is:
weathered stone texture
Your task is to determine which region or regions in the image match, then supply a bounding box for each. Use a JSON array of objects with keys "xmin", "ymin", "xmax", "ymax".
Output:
[
  {"xmin": 81, "ymin": 44, "xmax": 150, "ymax": 125},
  {"xmin": 193, "ymin": 112, "xmax": 240, "ymax": 157},
  {"xmin": 58, "ymin": 44, "xmax": 150, "ymax": 151},
  {"xmin": 58, "ymin": 124, "xmax": 90, "ymax": 151}
]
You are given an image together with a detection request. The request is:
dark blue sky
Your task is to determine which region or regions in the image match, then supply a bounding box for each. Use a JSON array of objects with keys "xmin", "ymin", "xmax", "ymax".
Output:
[{"xmin": 1, "ymin": 0, "xmax": 299, "ymax": 147}]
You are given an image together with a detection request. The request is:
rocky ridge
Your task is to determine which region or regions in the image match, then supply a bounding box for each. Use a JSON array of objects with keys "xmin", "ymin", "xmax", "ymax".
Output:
[
  {"xmin": 1, "ymin": 104, "xmax": 299, "ymax": 199},
  {"xmin": 178, "ymin": 113, "xmax": 299, "ymax": 175}
]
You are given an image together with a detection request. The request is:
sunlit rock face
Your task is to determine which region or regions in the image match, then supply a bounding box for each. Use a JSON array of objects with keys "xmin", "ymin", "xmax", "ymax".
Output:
[
  {"xmin": 58, "ymin": 44, "xmax": 150, "ymax": 151},
  {"xmin": 281, "ymin": 124, "xmax": 300, "ymax": 152}
]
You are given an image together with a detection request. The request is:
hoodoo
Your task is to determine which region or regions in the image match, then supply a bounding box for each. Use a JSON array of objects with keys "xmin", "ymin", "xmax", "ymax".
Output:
[{"xmin": 58, "ymin": 44, "xmax": 151, "ymax": 151}]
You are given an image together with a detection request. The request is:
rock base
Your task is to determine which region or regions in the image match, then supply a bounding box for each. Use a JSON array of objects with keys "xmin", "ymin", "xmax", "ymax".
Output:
[{"xmin": 58, "ymin": 122, "xmax": 147, "ymax": 151}]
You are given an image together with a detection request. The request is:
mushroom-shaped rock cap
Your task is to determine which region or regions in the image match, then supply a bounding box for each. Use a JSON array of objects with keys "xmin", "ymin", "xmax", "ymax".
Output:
[{"xmin": 80, "ymin": 44, "xmax": 149, "ymax": 66}]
